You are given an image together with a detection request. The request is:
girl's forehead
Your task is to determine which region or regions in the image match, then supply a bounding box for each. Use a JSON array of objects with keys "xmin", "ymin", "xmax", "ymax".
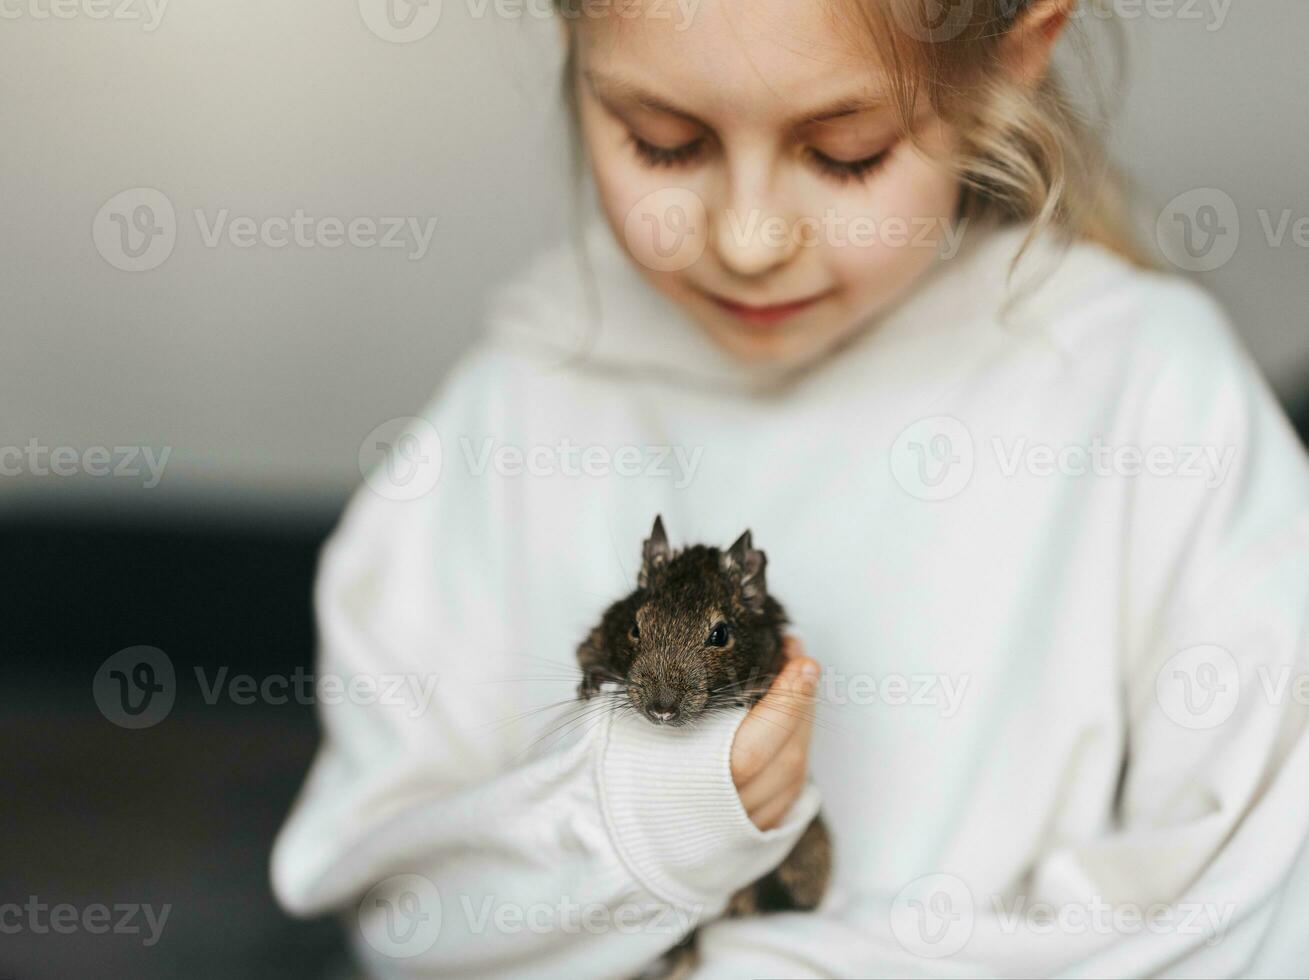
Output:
[{"xmin": 575, "ymin": 0, "xmax": 890, "ymax": 122}]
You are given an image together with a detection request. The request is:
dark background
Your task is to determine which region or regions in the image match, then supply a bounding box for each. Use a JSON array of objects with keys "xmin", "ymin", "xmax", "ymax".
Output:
[{"xmin": 4, "ymin": 509, "xmax": 345, "ymax": 980}]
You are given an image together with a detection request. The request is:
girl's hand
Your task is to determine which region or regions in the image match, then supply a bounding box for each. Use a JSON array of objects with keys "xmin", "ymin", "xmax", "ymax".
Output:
[{"xmin": 730, "ymin": 637, "xmax": 820, "ymax": 830}]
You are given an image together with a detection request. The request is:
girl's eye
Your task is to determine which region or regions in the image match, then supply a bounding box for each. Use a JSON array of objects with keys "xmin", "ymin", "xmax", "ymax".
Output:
[
  {"xmin": 706, "ymin": 623, "xmax": 731, "ymax": 647},
  {"xmin": 805, "ymin": 146, "xmax": 893, "ymax": 184},
  {"xmin": 628, "ymin": 133, "xmax": 707, "ymax": 169}
]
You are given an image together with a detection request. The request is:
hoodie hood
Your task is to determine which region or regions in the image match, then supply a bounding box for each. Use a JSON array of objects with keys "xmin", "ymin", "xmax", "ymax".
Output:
[{"xmin": 484, "ymin": 214, "xmax": 1131, "ymax": 396}]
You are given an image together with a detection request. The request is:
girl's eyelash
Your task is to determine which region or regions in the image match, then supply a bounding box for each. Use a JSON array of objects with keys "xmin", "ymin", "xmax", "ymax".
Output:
[
  {"xmin": 627, "ymin": 133, "xmax": 706, "ymax": 169},
  {"xmin": 625, "ymin": 129, "xmax": 895, "ymax": 184},
  {"xmin": 805, "ymin": 146, "xmax": 894, "ymax": 184}
]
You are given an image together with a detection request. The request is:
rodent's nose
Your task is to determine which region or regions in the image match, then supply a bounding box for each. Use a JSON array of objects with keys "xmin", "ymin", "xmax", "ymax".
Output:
[{"xmin": 645, "ymin": 695, "xmax": 680, "ymax": 725}]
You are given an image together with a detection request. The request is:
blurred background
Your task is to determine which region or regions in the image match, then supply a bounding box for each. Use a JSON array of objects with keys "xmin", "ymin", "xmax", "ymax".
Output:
[{"xmin": 3, "ymin": 2, "xmax": 1307, "ymax": 977}]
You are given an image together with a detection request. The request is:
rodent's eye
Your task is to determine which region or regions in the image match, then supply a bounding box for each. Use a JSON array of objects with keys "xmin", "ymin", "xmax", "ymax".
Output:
[
  {"xmin": 706, "ymin": 622, "xmax": 731, "ymax": 648},
  {"xmin": 628, "ymin": 623, "xmax": 640, "ymax": 642}
]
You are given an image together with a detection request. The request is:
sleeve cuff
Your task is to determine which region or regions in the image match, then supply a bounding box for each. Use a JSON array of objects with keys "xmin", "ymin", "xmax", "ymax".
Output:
[{"xmin": 595, "ymin": 705, "xmax": 821, "ymax": 912}]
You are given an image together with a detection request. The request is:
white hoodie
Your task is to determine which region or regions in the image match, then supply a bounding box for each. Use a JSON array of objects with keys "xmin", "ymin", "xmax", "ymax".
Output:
[{"xmin": 271, "ymin": 219, "xmax": 1309, "ymax": 979}]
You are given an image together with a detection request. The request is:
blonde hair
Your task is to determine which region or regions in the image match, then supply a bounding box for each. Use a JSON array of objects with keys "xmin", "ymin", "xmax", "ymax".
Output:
[
  {"xmin": 841, "ymin": 0, "xmax": 1152, "ymax": 268},
  {"xmin": 555, "ymin": 0, "xmax": 1152, "ymax": 271}
]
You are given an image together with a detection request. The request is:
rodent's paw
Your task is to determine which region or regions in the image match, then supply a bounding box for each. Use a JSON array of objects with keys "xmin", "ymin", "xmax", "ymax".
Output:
[{"xmin": 577, "ymin": 672, "xmax": 603, "ymax": 700}]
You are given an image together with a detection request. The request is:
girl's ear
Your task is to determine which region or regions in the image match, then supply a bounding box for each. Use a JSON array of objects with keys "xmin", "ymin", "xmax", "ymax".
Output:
[{"xmin": 1001, "ymin": 0, "xmax": 1077, "ymax": 88}]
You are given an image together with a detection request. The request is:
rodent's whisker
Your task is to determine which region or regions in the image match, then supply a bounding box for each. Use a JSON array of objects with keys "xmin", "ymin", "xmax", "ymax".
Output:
[
  {"xmin": 516, "ymin": 699, "xmax": 624, "ymax": 762},
  {"xmin": 753, "ymin": 702, "xmax": 847, "ymax": 737},
  {"xmin": 484, "ymin": 687, "xmax": 630, "ymax": 742},
  {"xmin": 482, "ymin": 696, "xmax": 596, "ymax": 734},
  {"xmin": 493, "ymin": 651, "xmax": 591, "ymax": 676},
  {"xmin": 478, "ymin": 675, "xmax": 583, "ymax": 685},
  {"xmin": 514, "ymin": 714, "xmax": 603, "ymax": 762},
  {"xmin": 707, "ymin": 675, "xmax": 777, "ymax": 698}
]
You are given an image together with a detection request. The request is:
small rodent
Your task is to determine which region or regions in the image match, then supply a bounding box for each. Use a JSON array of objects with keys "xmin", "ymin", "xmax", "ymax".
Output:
[{"xmin": 576, "ymin": 516, "xmax": 831, "ymax": 975}]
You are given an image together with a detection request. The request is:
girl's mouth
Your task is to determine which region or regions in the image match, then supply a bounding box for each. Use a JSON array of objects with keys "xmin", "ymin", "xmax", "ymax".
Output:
[{"xmin": 705, "ymin": 290, "xmax": 832, "ymax": 327}]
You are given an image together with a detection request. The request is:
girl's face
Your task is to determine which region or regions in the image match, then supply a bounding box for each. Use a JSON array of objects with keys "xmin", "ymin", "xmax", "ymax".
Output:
[{"xmin": 573, "ymin": 0, "xmax": 963, "ymax": 367}]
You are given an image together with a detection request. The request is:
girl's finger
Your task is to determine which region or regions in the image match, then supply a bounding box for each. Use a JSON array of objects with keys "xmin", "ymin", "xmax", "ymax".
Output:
[
  {"xmin": 737, "ymin": 735, "xmax": 807, "ymax": 813},
  {"xmin": 748, "ymin": 780, "xmax": 805, "ymax": 832},
  {"xmin": 732, "ymin": 653, "xmax": 819, "ymax": 784}
]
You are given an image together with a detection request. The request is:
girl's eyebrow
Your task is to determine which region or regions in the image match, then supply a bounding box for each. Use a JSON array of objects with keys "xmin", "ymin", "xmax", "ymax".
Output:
[
  {"xmin": 798, "ymin": 97, "xmax": 892, "ymax": 125},
  {"xmin": 585, "ymin": 69, "xmax": 888, "ymax": 127},
  {"xmin": 584, "ymin": 70, "xmax": 702, "ymax": 123}
]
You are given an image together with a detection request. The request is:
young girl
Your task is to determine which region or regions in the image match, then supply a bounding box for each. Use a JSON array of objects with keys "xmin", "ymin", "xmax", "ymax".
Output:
[{"xmin": 272, "ymin": 0, "xmax": 1309, "ymax": 976}]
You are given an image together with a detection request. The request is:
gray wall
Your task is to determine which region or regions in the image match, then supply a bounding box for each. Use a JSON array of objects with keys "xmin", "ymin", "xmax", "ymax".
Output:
[{"xmin": 2, "ymin": 0, "xmax": 1305, "ymax": 515}]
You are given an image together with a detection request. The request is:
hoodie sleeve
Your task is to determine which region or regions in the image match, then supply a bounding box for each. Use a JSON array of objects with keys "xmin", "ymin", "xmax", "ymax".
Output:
[
  {"xmin": 680, "ymin": 284, "xmax": 1309, "ymax": 979},
  {"xmin": 268, "ymin": 349, "xmax": 819, "ymax": 980}
]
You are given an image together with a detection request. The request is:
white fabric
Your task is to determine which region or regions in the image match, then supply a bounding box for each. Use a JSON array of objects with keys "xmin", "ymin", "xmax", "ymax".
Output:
[{"xmin": 272, "ymin": 219, "xmax": 1309, "ymax": 979}]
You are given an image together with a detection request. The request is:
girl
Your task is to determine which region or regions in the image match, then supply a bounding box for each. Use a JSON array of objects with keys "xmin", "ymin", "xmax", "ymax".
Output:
[{"xmin": 272, "ymin": 0, "xmax": 1309, "ymax": 976}]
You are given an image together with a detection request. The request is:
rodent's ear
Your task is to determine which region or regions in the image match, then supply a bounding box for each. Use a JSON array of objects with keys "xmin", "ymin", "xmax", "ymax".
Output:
[
  {"xmin": 723, "ymin": 529, "xmax": 768, "ymax": 614},
  {"xmin": 638, "ymin": 514, "xmax": 671, "ymax": 587}
]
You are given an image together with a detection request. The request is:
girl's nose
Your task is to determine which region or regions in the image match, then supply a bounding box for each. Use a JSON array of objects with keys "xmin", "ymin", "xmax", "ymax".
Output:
[
  {"xmin": 713, "ymin": 206, "xmax": 800, "ymax": 279},
  {"xmin": 712, "ymin": 171, "xmax": 800, "ymax": 279}
]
